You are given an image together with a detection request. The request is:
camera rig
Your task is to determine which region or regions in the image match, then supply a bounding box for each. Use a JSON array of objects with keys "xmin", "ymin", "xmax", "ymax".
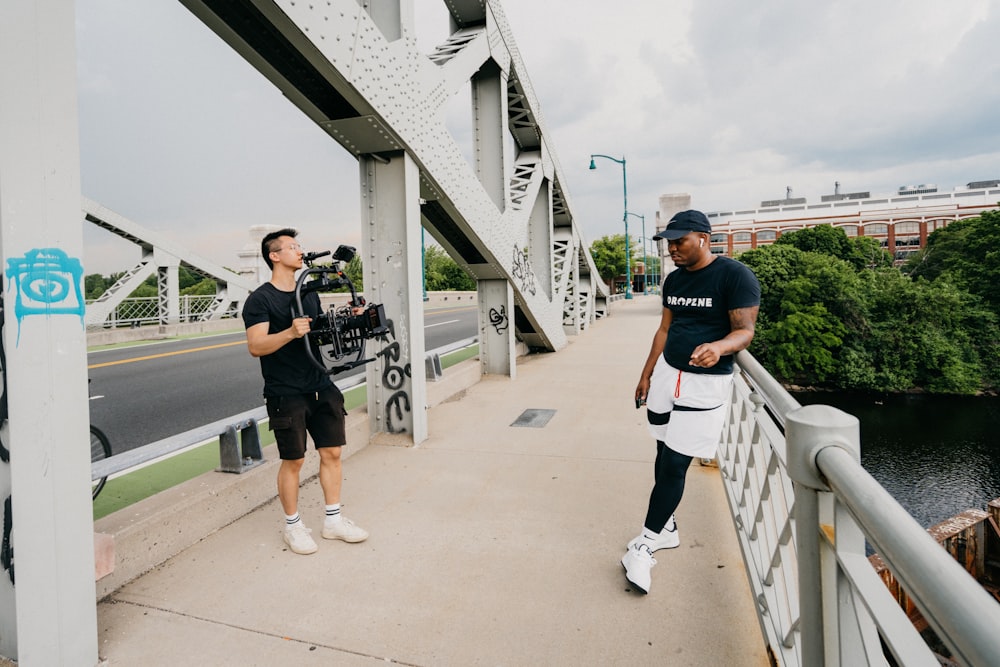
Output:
[{"xmin": 292, "ymin": 244, "xmax": 389, "ymax": 375}]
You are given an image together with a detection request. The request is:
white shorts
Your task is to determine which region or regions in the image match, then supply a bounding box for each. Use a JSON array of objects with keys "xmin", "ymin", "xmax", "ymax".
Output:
[{"xmin": 645, "ymin": 356, "xmax": 733, "ymax": 459}]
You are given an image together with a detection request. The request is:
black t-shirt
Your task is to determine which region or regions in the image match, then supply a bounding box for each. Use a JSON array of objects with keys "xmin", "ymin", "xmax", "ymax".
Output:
[
  {"xmin": 242, "ymin": 282, "xmax": 333, "ymax": 397},
  {"xmin": 661, "ymin": 256, "xmax": 761, "ymax": 375}
]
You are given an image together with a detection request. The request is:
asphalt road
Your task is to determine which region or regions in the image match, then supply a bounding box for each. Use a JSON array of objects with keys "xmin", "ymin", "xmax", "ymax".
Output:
[{"xmin": 87, "ymin": 305, "xmax": 478, "ymax": 454}]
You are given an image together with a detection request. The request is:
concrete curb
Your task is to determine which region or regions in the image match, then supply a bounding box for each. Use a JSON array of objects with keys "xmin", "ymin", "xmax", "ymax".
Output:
[{"xmin": 94, "ymin": 357, "xmax": 485, "ymax": 600}]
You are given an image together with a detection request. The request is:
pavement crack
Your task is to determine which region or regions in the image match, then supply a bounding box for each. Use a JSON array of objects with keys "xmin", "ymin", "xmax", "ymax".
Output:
[{"xmin": 107, "ymin": 598, "xmax": 425, "ymax": 666}]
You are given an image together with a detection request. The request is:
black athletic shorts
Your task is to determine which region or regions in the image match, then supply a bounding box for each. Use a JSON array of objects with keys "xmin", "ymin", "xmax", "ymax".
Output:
[{"xmin": 265, "ymin": 386, "xmax": 347, "ymax": 460}]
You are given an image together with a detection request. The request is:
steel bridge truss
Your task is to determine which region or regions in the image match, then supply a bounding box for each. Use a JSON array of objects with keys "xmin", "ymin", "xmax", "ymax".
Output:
[
  {"xmin": 179, "ymin": 0, "xmax": 609, "ymax": 441},
  {"xmin": 83, "ymin": 198, "xmax": 256, "ymax": 328}
]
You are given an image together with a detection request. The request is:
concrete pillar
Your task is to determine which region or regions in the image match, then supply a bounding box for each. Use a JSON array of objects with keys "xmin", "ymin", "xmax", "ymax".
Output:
[
  {"xmin": 360, "ymin": 152, "xmax": 428, "ymax": 444},
  {"xmin": 478, "ymin": 280, "xmax": 515, "ymax": 378},
  {"xmin": 0, "ymin": 0, "xmax": 98, "ymax": 662}
]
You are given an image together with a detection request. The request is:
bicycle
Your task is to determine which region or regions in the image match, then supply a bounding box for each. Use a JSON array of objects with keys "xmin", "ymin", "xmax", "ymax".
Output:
[{"xmin": 90, "ymin": 425, "xmax": 111, "ymax": 500}]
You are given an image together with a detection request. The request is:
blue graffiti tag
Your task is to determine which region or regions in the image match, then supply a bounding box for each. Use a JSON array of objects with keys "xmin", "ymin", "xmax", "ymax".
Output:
[{"xmin": 5, "ymin": 248, "xmax": 85, "ymax": 344}]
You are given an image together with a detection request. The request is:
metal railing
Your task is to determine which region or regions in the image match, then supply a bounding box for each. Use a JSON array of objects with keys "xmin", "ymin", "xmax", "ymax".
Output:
[
  {"xmin": 91, "ymin": 338, "xmax": 478, "ymax": 482},
  {"xmin": 86, "ymin": 295, "xmax": 229, "ymax": 329},
  {"xmin": 719, "ymin": 350, "xmax": 1000, "ymax": 666}
]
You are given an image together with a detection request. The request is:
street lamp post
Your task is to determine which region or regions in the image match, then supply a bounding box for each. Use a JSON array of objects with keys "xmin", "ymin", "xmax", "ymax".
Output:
[
  {"xmin": 627, "ymin": 211, "xmax": 646, "ymax": 294},
  {"xmin": 589, "ymin": 153, "xmax": 632, "ymax": 299}
]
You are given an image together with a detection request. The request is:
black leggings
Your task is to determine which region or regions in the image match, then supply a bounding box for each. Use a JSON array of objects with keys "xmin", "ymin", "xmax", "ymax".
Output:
[{"xmin": 643, "ymin": 440, "xmax": 693, "ymax": 532}]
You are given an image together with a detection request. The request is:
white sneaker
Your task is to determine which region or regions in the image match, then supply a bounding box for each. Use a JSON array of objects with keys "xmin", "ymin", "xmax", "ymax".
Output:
[
  {"xmin": 321, "ymin": 518, "xmax": 369, "ymax": 543},
  {"xmin": 283, "ymin": 524, "xmax": 318, "ymax": 555},
  {"xmin": 627, "ymin": 516, "xmax": 680, "ymax": 553},
  {"xmin": 621, "ymin": 543, "xmax": 657, "ymax": 594}
]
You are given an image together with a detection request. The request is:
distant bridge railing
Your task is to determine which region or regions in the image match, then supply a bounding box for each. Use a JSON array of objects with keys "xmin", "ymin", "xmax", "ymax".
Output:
[
  {"xmin": 86, "ymin": 295, "xmax": 232, "ymax": 329},
  {"xmin": 719, "ymin": 350, "xmax": 1000, "ymax": 666}
]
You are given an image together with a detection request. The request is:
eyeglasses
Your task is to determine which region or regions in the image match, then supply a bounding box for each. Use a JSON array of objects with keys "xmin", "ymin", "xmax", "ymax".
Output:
[{"xmin": 275, "ymin": 243, "xmax": 303, "ymax": 253}]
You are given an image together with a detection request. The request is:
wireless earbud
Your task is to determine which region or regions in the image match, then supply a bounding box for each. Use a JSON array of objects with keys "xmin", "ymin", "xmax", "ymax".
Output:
[{"xmin": 699, "ymin": 239, "xmax": 704, "ymax": 247}]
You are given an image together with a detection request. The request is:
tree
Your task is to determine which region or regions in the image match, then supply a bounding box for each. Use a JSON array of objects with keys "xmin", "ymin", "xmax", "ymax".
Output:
[
  {"xmin": 342, "ymin": 256, "xmax": 363, "ymax": 291},
  {"xmin": 775, "ymin": 223, "xmax": 892, "ymax": 270},
  {"xmin": 775, "ymin": 223, "xmax": 853, "ymax": 259},
  {"xmin": 181, "ymin": 278, "xmax": 218, "ymax": 296},
  {"xmin": 904, "ymin": 209, "xmax": 1000, "ymax": 312},
  {"xmin": 423, "ymin": 245, "xmax": 475, "ymax": 291},
  {"xmin": 84, "ymin": 273, "xmax": 110, "ymax": 300},
  {"xmin": 589, "ymin": 234, "xmax": 637, "ymax": 284},
  {"xmin": 741, "ymin": 227, "xmax": 999, "ymax": 394}
]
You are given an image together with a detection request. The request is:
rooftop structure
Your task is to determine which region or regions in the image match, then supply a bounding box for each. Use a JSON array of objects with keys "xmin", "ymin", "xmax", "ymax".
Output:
[{"xmin": 701, "ymin": 179, "xmax": 1000, "ymax": 264}]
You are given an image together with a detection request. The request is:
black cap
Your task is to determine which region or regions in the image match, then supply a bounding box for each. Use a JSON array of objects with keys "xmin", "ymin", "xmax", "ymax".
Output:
[{"xmin": 652, "ymin": 210, "xmax": 712, "ymax": 240}]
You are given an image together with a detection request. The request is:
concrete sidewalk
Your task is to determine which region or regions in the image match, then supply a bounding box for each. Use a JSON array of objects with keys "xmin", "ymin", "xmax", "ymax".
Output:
[{"xmin": 95, "ymin": 296, "xmax": 769, "ymax": 666}]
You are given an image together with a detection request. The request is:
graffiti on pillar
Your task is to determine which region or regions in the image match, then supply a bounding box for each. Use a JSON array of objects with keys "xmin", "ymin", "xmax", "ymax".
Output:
[
  {"xmin": 5, "ymin": 248, "xmax": 86, "ymax": 344},
  {"xmin": 489, "ymin": 305, "xmax": 509, "ymax": 335},
  {"xmin": 511, "ymin": 245, "xmax": 537, "ymax": 296},
  {"xmin": 374, "ymin": 319, "xmax": 412, "ymax": 434},
  {"xmin": 0, "ymin": 279, "xmax": 12, "ymax": 584}
]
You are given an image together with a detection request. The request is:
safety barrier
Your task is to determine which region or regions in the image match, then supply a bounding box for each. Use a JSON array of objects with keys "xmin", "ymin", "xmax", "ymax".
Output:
[
  {"xmin": 90, "ymin": 339, "xmax": 478, "ymax": 483},
  {"xmin": 719, "ymin": 350, "xmax": 1000, "ymax": 666}
]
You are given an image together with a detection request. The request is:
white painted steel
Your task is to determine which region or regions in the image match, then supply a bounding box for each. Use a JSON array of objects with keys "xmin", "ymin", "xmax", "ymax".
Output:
[
  {"xmin": 83, "ymin": 198, "xmax": 256, "ymax": 327},
  {"xmin": 177, "ymin": 0, "xmax": 609, "ymax": 356},
  {"xmin": 360, "ymin": 152, "xmax": 428, "ymax": 442},
  {"xmin": 0, "ymin": 1, "xmax": 99, "ymax": 662},
  {"xmin": 721, "ymin": 349, "xmax": 1000, "ymax": 666}
]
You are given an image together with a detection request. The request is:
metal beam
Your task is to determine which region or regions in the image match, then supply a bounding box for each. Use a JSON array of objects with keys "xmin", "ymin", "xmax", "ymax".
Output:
[{"xmin": 0, "ymin": 1, "xmax": 98, "ymax": 662}]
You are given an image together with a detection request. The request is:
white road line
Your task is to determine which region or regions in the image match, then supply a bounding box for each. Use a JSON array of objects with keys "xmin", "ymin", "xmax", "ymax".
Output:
[{"xmin": 425, "ymin": 319, "xmax": 459, "ymax": 328}]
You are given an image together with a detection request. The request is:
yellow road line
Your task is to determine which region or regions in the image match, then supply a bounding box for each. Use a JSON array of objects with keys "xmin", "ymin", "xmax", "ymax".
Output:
[{"xmin": 88, "ymin": 340, "xmax": 247, "ymax": 369}]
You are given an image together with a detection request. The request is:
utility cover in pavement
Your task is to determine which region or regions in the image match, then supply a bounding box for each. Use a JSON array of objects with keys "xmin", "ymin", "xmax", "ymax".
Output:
[{"xmin": 511, "ymin": 409, "xmax": 556, "ymax": 428}]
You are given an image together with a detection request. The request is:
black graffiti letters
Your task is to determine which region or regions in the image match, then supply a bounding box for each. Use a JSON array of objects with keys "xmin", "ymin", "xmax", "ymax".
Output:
[
  {"xmin": 511, "ymin": 245, "xmax": 537, "ymax": 296},
  {"xmin": 489, "ymin": 305, "xmax": 508, "ymax": 334},
  {"xmin": 374, "ymin": 319, "xmax": 412, "ymax": 433}
]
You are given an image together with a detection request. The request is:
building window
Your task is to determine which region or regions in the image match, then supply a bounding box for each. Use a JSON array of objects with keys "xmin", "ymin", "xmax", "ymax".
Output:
[
  {"xmin": 894, "ymin": 221, "xmax": 919, "ymax": 235},
  {"xmin": 756, "ymin": 230, "xmax": 776, "ymax": 242},
  {"xmin": 710, "ymin": 233, "xmax": 727, "ymax": 244},
  {"xmin": 836, "ymin": 225, "xmax": 858, "ymax": 237},
  {"xmin": 733, "ymin": 232, "xmax": 751, "ymax": 243},
  {"xmin": 865, "ymin": 223, "xmax": 888, "ymax": 236}
]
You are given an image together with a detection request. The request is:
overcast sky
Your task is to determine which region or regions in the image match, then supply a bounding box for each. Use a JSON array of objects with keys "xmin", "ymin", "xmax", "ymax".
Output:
[{"xmin": 75, "ymin": 0, "xmax": 999, "ymax": 276}]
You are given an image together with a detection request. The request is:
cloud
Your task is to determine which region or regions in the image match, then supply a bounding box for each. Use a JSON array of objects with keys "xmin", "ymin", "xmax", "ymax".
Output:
[{"xmin": 75, "ymin": 0, "xmax": 999, "ymax": 274}]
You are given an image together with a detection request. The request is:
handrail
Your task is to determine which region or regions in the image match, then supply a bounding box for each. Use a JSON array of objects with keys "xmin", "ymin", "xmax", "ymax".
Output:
[
  {"xmin": 719, "ymin": 349, "xmax": 1000, "ymax": 666},
  {"xmin": 91, "ymin": 338, "xmax": 478, "ymax": 481},
  {"xmin": 817, "ymin": 444, "xmax": 1000, "ymax": 666}
]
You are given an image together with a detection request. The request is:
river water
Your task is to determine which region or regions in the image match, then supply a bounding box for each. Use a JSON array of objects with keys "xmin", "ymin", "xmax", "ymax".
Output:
[{"xmin": 794, "ymin": 392, "xmax": 1000, "ymax": 529}]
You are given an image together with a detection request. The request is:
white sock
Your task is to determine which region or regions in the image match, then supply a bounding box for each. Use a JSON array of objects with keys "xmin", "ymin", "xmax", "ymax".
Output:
[
  {"xmin": 324, "ymin": 503, "xmax": 342, "ymax": 526},
  {"xmin": 285, "ymin": 513, "xmax": 302, "ymax": 530}
]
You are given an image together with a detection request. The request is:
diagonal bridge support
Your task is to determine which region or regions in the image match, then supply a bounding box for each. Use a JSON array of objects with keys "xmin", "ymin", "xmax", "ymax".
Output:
[
  {"xmin": 179, "ymin": 0, "xmax": 610, "ymax": 443},
  {"xmin": 83, "ymin": 198, "xmax": 257, "ymax": 328},
  {"xmin": 0, "ymin": 2, "xmax": 610, "ymax": 660}
]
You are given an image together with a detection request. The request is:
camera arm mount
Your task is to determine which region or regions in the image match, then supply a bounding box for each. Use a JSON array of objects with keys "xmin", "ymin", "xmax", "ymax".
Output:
[{"xmin": 291, "ymin": 246, "xmax": 375, "ymax": 375}]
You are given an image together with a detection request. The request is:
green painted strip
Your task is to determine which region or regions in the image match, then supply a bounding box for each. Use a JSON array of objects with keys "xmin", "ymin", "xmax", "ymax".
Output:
[{"xmin": 91, "ymin": 346, "xmax": 478, "ymax": 520}]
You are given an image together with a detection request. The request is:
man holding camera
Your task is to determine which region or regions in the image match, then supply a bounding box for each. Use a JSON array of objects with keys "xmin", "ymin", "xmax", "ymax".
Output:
[
  {"xmin": 242, "ymin": 228, "xmax": 368, "ymax": 555},
  {"xmin": 622, "ymin": 210, "xmax": 760, "ymax": 593}
]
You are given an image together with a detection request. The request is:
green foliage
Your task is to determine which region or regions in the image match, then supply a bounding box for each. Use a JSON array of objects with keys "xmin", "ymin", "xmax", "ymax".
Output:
[
  {"xmin": 181, "ymin": 278, "xmax": 218, "ymax": 296},
  {"xmin": 589, "ymin": 234, "xmax": 638, "ymax": 283},
  {"xmin": 774, "ymin": 223, "xmax": 893, "ymax": 270},
  {"xmin": 342, "ymin": 256, "xmax": 363, "ymax": 291},
  {"xmin": 423, "ymin": 245, "xmax": 475, "ymax": 291},
  {"xmin": 84, "ymin": 273, "xmax": 111, "ymax": 300},
  {"xmin": 904, "ymin": 209, "xmax": 1000, "ymax": 312},
  {"xmin": 775, "ymin": 224, "xmax": 854, "ymax": 259},
  {"xmin": 743, "ymin": 218, "xmax": 1000, "ymax": 395}
]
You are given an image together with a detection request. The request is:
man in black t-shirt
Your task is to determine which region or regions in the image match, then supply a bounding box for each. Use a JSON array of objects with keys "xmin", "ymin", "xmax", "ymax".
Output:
[
  {"xmin": 242, "ymin": 228, "xmax": 368, "ymax": 555},
  {"xmin": 622, "ymin": 210, "xmax": 760, "ymax": 594}
]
